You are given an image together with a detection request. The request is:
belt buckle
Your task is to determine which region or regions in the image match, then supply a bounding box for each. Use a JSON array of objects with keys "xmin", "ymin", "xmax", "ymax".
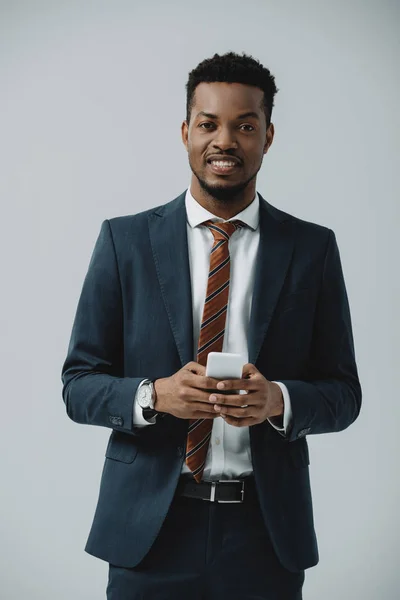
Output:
[{"xmin": 209, "ymin": 479, "xmax": 245, "ymax": 503}]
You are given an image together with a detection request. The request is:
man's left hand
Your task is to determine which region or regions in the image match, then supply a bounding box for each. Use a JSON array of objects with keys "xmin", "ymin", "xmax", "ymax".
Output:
[{"xmin": 208, "ymin": 363, "xmax": 284, "ymax": 427}]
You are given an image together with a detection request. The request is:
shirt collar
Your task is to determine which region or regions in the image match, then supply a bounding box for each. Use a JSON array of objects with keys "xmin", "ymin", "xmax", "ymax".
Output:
[{"xmin": 185, "ymin": 186, "xmax": 259, "ymax": 231}]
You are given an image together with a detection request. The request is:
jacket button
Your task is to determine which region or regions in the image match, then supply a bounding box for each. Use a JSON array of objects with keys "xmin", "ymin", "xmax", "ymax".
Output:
[{"xmin": 177, "ymin": 446, "xmax": 184, "ymax": 457}]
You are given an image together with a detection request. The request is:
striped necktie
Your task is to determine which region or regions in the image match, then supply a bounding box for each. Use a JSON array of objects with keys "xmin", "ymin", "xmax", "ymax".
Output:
[{"xmin": 185, "ymin": 218, "xmax": 246, "ymax": 483}]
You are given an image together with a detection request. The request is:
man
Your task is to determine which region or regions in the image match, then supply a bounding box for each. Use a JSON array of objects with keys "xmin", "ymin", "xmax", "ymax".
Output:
[{"xmin": 61, "ymin": 51, "xmax": 361, "ymax": 599}]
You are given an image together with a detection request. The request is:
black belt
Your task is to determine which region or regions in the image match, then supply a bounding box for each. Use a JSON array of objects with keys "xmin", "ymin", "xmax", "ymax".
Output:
[{"xmin": 175, "ymin": 476, "xmax": 257, "ymax": 504}]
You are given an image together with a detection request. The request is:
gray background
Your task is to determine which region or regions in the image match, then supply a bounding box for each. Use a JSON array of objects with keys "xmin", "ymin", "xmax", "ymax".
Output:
[{"xmin": 1, "ymin": 0, "xmax": 399, "ymax": 598}]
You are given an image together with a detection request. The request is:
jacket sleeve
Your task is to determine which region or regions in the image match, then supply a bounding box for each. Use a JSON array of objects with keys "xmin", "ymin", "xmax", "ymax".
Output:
[
  {"xmin": 61, "ymin": 219, "xmax": 156, "ymax": 436},
  {"xmin": 279, "ymin": 229, "xmax": 362, "ymax": 442}
]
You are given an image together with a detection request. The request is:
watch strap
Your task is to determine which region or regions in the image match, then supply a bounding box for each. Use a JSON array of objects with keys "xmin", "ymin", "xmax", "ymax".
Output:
[{"xmin": 142, "ymin": 407, "xmax": 158, "ymax": 423}]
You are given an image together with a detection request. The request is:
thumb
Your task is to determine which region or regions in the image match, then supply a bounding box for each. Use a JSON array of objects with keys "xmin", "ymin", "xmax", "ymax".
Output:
[
  {"xmin": 242, "ymin": 363, "xmax": 259, "ymax": 378},
  {"xmin": 185, "ymin": 361, "xmax": 206, "ymax": 376}
]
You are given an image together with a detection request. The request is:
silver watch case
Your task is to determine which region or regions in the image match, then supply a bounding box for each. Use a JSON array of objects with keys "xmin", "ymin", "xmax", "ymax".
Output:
[{"xmin": 137, "ymin": 380, "xmax": 155, "ymax": 410}]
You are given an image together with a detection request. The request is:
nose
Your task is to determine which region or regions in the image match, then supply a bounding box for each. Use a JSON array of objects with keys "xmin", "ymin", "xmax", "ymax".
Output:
[{"xmin": 212, "ymin": 126, "xmax": 238, "ymax": 151}]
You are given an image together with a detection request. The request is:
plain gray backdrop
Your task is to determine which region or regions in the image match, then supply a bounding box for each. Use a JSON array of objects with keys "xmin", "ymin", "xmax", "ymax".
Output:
[{"xmin": 1, "ymin": 0, "xmax": 399, "ymax": 598}]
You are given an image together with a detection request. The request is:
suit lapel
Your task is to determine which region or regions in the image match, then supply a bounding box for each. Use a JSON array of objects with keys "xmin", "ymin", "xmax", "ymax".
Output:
[
  {"xmin": 247, "ymin": 194, "xmax": 294, "ymax": 365},
  {"xmin": 148, "ymin": 192, "xmax": 195, "ymax": 368},
  {"xmin": 148, "ymin": 190, "xmax": 294, "ymax": 370}
]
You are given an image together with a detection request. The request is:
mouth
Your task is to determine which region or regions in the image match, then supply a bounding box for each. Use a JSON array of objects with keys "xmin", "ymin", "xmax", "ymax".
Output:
[{"xmin": 207, "ymin": 159, "xmax": 241, "ymax": 176}]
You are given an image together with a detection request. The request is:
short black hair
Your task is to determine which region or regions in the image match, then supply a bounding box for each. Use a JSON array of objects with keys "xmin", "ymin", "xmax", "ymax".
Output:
[{"xmin": 185, "ymin": 51, "xmax": 278, "ymax": 126}]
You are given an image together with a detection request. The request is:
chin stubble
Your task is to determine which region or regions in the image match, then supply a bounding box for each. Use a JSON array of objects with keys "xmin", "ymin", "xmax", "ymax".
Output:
[{"xmin": 188, "ymin": 157, "xmax": 260, "ymax": 202}]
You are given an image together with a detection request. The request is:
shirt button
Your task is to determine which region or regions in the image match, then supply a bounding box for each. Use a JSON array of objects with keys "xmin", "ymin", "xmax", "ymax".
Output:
[{"xmin": 215, "ymin": 437, "xmax": 220, "ymax": 445}]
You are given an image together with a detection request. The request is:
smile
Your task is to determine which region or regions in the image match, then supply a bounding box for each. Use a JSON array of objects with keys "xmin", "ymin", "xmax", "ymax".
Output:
[{"xmin": 208, "ymin": 161, "xmax": 241, "ymax": 175}]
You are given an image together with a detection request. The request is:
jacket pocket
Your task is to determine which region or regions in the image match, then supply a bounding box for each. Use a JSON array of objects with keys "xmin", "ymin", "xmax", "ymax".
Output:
[{"xmin": 105, "ymin": 431, "xmax": 139, "ymax": 463}]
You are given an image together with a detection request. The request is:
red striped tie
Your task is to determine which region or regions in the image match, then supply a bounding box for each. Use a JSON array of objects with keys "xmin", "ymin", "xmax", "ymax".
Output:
[{"xmin": 185, "ymin": 219, "xmax": 245, "ymax": 482}]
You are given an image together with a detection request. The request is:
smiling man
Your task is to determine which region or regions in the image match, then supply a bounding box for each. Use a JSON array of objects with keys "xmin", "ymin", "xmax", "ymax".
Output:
[
  {"xmin": 61, "ymin": 51, "xmax": 361, "ymax": 599},
  {"xmin": 183, "ymin": 80, "xmax": 274, "ymax": 216}
]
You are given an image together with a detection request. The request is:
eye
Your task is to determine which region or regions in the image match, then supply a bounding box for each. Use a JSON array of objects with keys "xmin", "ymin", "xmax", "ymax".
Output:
[
  {"xmin": 198, "ymin": 122, "xmax": 255, "ymax": 131},
  {"xmin": 240, "ymin": 124, "xmax": 255, "ymax": 131}
]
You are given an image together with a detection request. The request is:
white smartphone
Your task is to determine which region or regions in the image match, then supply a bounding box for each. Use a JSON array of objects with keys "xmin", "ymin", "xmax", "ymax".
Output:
[
  {"xmin": 206, "ymin": 352, "xmax": 245, "ymax": 379},
  {"xmin": 206, "ymin": 352, "xmax": 248, "ymax": 400}
]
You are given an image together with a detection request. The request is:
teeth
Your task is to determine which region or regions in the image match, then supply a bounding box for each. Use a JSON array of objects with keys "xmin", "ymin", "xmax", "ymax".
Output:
[{"xmin": 211, "ymin": 161, "xmax": 236, "ymax": 167}]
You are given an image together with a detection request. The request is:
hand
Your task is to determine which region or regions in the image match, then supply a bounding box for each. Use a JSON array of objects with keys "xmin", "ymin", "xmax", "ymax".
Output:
[
  {"xmin": 153, "ymin": 362, "xmax": 225, "ymax": 420},
  {"xmin": 208, "ymin": 363, "xmax": 284, "ymax": 427}
]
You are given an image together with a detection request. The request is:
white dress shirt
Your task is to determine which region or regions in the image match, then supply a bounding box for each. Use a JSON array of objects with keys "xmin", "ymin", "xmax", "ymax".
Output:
[{"xmin": 132, "ymin": 187, "xmax": 292, "ymax": 479}]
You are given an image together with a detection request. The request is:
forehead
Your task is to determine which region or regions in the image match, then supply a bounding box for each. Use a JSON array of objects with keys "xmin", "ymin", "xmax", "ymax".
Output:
[{"xmin": 192, "ymin": 82, "xmax": 263, "ymax": 117}]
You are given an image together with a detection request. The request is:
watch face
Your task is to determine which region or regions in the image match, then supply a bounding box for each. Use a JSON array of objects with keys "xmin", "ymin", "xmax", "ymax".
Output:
[{"xmin": 139, "ymin": 383, "xmax": 153, "ymax": 409}]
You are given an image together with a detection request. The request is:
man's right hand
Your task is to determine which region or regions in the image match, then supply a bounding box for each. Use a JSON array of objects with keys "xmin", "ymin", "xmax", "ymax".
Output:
[{"xmin": 153, "ymin": 362, "xmax": 223, "ymax": 420}]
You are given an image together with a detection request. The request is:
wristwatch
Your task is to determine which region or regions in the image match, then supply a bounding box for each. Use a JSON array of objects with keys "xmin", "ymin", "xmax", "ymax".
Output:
[{"xmin": 137, "ymin": 379, "xmax": 161, "ymax": 422}]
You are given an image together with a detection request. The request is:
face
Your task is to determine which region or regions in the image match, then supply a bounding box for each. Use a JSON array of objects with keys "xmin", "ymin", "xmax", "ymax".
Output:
[{"xmin": 181, "ymin": 82, "xmax": 274, "ymax": 206}]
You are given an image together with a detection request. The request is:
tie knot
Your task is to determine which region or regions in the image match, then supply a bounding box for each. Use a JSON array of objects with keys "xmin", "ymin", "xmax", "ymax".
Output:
[{"xmin": 202, "ymin": 219, "xmax": 246, "ymax": 242}]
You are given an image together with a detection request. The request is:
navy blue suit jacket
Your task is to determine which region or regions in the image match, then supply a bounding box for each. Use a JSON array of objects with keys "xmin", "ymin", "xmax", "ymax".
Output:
[{"xmin": 61, "ymin": 190, "xmax": 361, "ymax": 572}]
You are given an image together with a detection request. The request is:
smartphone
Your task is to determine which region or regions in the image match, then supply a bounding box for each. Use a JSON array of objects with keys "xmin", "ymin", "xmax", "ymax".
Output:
[
  {"xmin": 205, "ymin": 352, "xmax": 248, "ymax": 402},
  {"xmin": 206, "ymin": 352, "xmax": 245, "ymax": 380}
]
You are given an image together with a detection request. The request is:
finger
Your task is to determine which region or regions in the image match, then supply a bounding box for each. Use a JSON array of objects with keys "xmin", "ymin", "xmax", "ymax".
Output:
[
  {"xmin": 209, "ymin": 393, "xmax": 253, "ymax": 406},
  {"xmin": 220, "ymin": 414, "xmax": 257, "ymax": 427},
  {"xmin": 184, "ymin": 361, "xmax": 207, "ymax": 375},
  {"xmin": 241, "ymin": 363, "xmax": 259, "ymax": 377},
  {"xmin": 186, "ymin": 398, "xmax": 223, "ymax": 415},
  {"xmin": 214, "ymin": 404, "xmax": 252, "ymax": 418},
  {"xmin": 191, "ymin": 375, "xmax": 225, "ymax": 392},
  {"xmin": 192, "ymin": 401, "xmax": 224, "ymax": 416},
  {"xmin": 215, "ymin": 378, "xmax": 255, "ymax": 391}
]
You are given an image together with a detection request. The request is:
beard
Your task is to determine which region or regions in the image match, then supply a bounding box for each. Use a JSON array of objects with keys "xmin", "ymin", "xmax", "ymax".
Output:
[{"xmin": 189, "ymin": 157, "xmax": 261, "ymax": 202}]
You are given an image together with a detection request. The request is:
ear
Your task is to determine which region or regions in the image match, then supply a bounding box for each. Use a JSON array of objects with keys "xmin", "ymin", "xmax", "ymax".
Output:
[
  {"xmin": 264, "ymin": 122, "xmax": 275, "ymax": 154},
  {"xmin": 181, "ymin": 120, "xmax": 189, "ymax": 150}
]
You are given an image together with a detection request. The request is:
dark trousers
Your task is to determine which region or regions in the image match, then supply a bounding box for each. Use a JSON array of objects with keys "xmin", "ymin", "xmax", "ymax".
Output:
[{"xmin": 107, "ymin": 481, "xmax": 305, "ymax": 600}]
